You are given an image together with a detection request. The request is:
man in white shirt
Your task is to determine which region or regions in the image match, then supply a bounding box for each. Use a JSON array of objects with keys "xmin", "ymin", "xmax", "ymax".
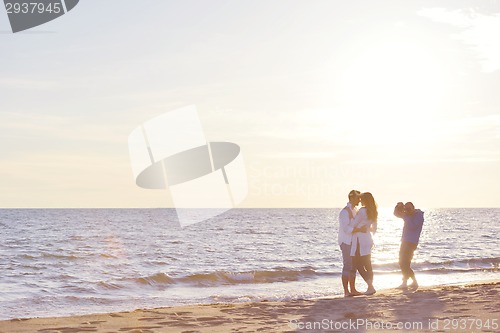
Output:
[{"xmin": 338, "ymin": 190, "xmax": 363, "ymax": 297}]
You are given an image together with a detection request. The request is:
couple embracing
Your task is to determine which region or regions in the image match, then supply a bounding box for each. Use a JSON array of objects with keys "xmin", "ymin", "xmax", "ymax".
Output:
[{"xmin": 338, "ymin": 190, "xmax": 377, "ymax": 297}]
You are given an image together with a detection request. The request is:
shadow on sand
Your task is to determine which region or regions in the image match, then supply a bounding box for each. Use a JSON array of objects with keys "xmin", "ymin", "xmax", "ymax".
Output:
[{"xmin": 289, "ymin": 288, "xmax": 445, "ymax": 332}]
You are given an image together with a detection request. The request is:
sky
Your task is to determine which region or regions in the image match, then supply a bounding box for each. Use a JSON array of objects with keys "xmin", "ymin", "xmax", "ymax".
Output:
[{"xmin": 0, "ymin": 0, "xmax": 499, "ymax": 208}]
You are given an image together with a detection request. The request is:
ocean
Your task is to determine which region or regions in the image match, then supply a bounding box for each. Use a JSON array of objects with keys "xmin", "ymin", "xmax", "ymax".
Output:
[{"xmin": 0, "ymin": 208, "xmax": 498, "ymax": 320}]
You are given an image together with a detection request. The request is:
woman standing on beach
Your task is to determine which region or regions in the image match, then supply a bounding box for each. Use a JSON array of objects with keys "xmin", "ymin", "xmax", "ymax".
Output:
[{"xmin": 349, "ymin": 192, "xmax": 378, "ymax": 295}]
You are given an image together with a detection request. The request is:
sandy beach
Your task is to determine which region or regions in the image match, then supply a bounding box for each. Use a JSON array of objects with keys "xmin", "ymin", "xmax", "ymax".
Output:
[{"xmin": 1, "ymin": 281, "xmax": 498, "ymax": 333}]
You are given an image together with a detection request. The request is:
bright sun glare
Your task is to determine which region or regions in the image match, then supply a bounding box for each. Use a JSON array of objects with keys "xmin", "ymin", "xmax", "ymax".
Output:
[{"xmin": 337, "ymin": 39, "xmax": 449, "ymax": 146}]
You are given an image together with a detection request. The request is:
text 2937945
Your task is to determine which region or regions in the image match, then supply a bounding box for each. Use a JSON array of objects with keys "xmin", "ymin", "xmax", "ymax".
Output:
[{"xmin": 5, "ymin": 2, "xmax": 62, "ymax": 14}]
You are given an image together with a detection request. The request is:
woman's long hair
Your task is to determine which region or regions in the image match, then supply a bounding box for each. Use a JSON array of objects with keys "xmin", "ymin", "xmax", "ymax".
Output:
[{"xmin": 361, "ymin": 192, "xmax": 378, "ymax": 221}]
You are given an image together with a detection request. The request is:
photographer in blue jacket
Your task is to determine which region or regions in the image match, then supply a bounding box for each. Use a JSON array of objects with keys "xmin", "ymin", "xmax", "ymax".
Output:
[{"xmin": 394, "ymin": 202, "xmax": 425, "ymax": 290}]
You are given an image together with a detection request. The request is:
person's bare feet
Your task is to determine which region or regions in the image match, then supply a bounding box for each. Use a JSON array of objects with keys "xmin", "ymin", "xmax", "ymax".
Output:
[
  {"xmin": 409, "ymin": 281, "xmax": 419, "ymax": 289},
  {"xmin": 350, "ymin": 290, "xmax": 363, "ymax": 296},
  {"xmin": 397, "ymin": 283, "xmax": 408, "ymax": 290},
  {"xmin": 365, "ymin": 287, "xmax": 376, "ymax": 295}
]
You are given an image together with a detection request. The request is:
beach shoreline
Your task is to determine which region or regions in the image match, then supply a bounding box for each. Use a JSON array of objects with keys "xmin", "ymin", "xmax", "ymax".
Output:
[{"xmin": 2, "ymin": 280, "xmax": 499, "ymax": 332}]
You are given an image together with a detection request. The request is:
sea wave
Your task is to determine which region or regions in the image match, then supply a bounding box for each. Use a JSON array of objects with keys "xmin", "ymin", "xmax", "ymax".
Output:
[
  {"xmin": 177, "ymin": 268, "xmax": 319, "ymax": 285},
  {"xmin": 122, "ymin": 257, "xmax": 499, "ymax": 288},
  {"xmin": 19, "ymin": 253, "xmax": 81, "ymax": 260},
  {"xmin": 133, "ymin": 272, "xmax": 176, "ymax": 285},
  {"xmin": 416, "ymin": 257, "xmax": 500, "ymax": 273},
  {"xmin": 374, "ymin": 257, "xmax": 500, "ymax": 273},
  {"xmin": 119, "ymin": 268, "xmax": 320, "ymax": 288}
]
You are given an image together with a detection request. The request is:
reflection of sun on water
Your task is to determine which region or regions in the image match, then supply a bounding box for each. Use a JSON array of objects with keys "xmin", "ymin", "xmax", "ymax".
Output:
[{"xmin": 372, "ymin": 207, "xmax": 404, "ymax": 267}]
